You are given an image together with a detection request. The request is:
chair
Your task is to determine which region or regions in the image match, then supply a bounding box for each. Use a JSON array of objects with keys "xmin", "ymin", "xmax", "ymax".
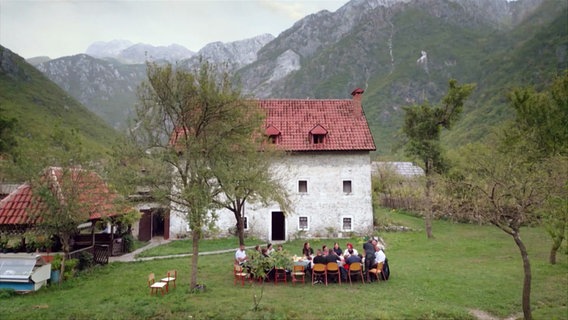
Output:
[
  {"xmin": 274, "ymin": 267, "xmax": 287, "ymax": 286},
  {"xmin": 161, "ymin": 270, "xmax": 177, "ymax": 292},
  {"xmin": 311, "ymin": 263, "xmax": 327, "ymax": 286},
  {"xmin": 368, "ymin": 262, "xmax": 384, "ymax": 282},
  {"xmin": 326, "ymin": 262, "xmax": 341, "ymax": 285},
  {"xmin": 291, "ymin": 264, "xmax": 306, "ymax": 286},
  {"xmin": 233, "ymin": 264, "xmax": 248, "ymax": 286},
  {"xmin": 148, "ymin": 273, "xmax": 167, "ymax": 296},
  {"xmin": 347, "ymin": 262, "xmax": 364, "ymax": 285}
]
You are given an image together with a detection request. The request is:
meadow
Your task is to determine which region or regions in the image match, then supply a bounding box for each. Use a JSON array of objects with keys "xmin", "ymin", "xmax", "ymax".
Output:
[{"xmin": 0, "ymin": 210, "xmax": 566, "ymax": 320}]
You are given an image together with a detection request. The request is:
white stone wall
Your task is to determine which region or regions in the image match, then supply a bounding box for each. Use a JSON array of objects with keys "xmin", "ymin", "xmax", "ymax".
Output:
[{"xmin": 169, "ymin": 151, "xmax": 374, "ymax": 240}]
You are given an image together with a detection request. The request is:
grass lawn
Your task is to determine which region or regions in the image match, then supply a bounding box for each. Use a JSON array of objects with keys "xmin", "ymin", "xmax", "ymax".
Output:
[{"xmin": 0, "ymin": 210, "xmax": 566, "ymax": 320}]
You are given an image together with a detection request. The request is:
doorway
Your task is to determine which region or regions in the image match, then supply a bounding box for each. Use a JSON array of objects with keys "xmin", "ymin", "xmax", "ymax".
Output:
[{"xmin": 271, "ymin": 211, "xmax": 285, "ymax": 241}]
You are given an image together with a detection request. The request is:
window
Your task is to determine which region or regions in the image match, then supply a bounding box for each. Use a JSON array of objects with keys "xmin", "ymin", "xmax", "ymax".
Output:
[
  {"xmin": 312, "ymin": 134, "xmax": 325, "ymax": 144},
  {"xmin": 342, "ymin": 217, "xmax": 352, "ymax": 231},
  {"xmin": 343, "ymin": 180, "xmax": 352, "ymax": 193},
  {"xmin": 298, "ymin": 180, "xmax": 308, "ymax": 193},
  {"xmin": 269, "ymin": 135, "xmax": 278, "ymax": 144},
  {"xmin": 243, "ymin": 217, "xmax": 248, "ymax": 230},
  {"xmin": 299, "ymin": 216, "xmax": 308, "ymax": 230}
]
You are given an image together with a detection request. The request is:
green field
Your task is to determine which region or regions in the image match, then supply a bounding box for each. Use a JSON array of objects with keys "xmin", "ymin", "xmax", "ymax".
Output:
[{"xmin": 0, "ymin": 210, "xmax": 566, "ymax": 320}]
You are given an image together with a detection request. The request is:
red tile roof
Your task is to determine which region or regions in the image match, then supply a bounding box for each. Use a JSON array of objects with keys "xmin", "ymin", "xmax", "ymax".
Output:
[
  {"xmin": 0, "ymin": 167, "xmax": 125, "ymax": 226},
  {"xmin": 259, "ymin": 99, "xmax": 376, "ymax": 152}
]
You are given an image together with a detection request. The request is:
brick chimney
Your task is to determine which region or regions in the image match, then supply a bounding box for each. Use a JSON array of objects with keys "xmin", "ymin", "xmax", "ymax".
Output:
[
  {"xmin": 351, "ymin": 88, "xmax": 365, "ymax": 118},
  {"xmin": 351, "ymin": 87, "xmax": 364, "ymax": 102}
]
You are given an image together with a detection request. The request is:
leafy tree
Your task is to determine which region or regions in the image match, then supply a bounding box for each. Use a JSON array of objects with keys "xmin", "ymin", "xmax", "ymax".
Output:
[
  {"xmin": 132, "ymin": 61, "xmax": 265, "ymax": 288},
  {"xmin": 210, "ymin": 141, "xmax": 291, "ymax": 246},
  {"xmin": 401, "ymin": 79, "xmax": 475, "ymax": 238},
  {"xmin": 13, "ymin": 126, "xmax": 104, "ymax": 283},
  {"xmin": 505, "ymin": 72, "xmax": 568, "ymax": 264}
]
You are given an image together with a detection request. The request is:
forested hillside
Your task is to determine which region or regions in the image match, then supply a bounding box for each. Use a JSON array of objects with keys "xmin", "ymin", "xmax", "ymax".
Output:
[{"xmin": 0, "ymin": 46, "xmax": 122, "ymax": 156}]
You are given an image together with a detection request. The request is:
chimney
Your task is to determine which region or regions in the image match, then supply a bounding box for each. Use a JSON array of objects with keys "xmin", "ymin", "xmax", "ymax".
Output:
[
  {"xmin": 351, "ymin": 87, "xmax": 364, "ymax": 102},
  {"xmin": 350, "ymin": 88, "xmax": 365, "ymax": 118}
]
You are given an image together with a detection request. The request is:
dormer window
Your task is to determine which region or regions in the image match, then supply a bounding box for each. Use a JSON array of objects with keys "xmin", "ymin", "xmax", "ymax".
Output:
[
  {"xmin": 265, "ymin": 125, "xmax": 281, "ymax": 144},
  {"xmin": 309, "ymin": 124, "xmax": 328, "ymax": 145}
]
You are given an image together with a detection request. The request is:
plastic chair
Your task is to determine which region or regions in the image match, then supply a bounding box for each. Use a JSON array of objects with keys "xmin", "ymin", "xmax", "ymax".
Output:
[
  {"xmin": 368, "ymin": 262, "xmax": 384, "ymax": 282},
  {"xmin": 161, "ymin": 270, "xmax": 177, "ymax": 292},
  {"xmin": 291, "ymin": 264, "xmax": 306, "ymax": 286},
  {"xmin": 148, "ymin": 273, "xmax": 167, "ymax": 296},
  {"xmin": 326, "ymin": 262, "xmax": 341, "ymax": 285},
  {"xmin": 274, "ymin": 267, "xmax": 287, "ymax": 285},
  {"xmin": 347, "ymin": 262, "xmax": 364, "ymax": 285},
  {"xmin": 233, "ymin": 264, "xmax": 248, "ymax": 286},
  {"xmin": 311, "ymin": 263, "xmax": 327, "ymax": 286}
]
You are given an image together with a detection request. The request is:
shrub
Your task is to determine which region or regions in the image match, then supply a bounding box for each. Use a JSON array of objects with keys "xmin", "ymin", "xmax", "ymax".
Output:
[
  {"xmin": 76, "ymin": 251, "xmax": 94, "ymax": 270},
  {"xmin": 0, "ymin": 288, "xmax": 16, "ymax": 299},
  {"xmin": 121, "ymin": 234, "xmax": 134, "ymax": 253}
]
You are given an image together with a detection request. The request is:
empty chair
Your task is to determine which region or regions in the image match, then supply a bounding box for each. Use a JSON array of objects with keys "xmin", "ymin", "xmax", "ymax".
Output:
[
  {"xmin": 311, "ymin": 263, "xmax": 327, "ymax": 286},
  {"xmin": 161, "ymin": 270, "xmax": 177, "ymax": 292},
  {"xmin": 148, "ymin": 273, "xmax": 167, "ymax": 296},
  {"xmin": 291, "ymin": 265, "xmax": 306, "ymax": 286},
  {"xmin": 347, "ymin": 262, "xmax": 364, "ymax": 285},
  {"xmin": 326, "ymin": 262, "xmax": 341, "ymax": 285},
  {"xmin": 233, "ymin": 264, "xmax": 248, "ymax": 286}
]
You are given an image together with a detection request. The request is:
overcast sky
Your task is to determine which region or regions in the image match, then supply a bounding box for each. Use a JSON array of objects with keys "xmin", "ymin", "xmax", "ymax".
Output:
[{"xmin": 0, "ymin": 0, "xmax": 349, "ymax": 59}]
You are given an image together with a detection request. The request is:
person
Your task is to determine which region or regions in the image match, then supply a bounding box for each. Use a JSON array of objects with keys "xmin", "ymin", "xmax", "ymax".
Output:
[
  {"xmin": 302, "ymin": 242, "xmax": 314, "ymax": 259},
  {"xmin": 235, "ymin": 244, "xmax": 247, "ymax": 265},
  {"xmin": 374, "ymin": 245, "xmax": 386, "ymax": 265},
  {"xmin": 326, "ymin": 247, "xmax": 345, "ymax": 281},
  {"xmin": 277, "ymin": 244, "xmax": 283, "ymax": 252},
  {"xmin": 312, "ymin": 249, "xmax": 326, "ymax": 265},
  {"xmin": 332, "ymin": 242, "xmax": 343, "ymax": 256},
  {"xmin": 343, "ymin": 243, "xmax": 358, "ymax": 258},
  {"xmin": 254, "ymin": 245, "xmax": 261, "ymax": 254},
  {"xmin": 363, "ymin": 239, "xmax": 377, "ymax": 283},
  {"xmin": 312, "ymin": 249, "xmax": 326, "ymax": 284},
  {"xmin": 266, "ymin": 243, "xmax": 275, "ymax": 255}
]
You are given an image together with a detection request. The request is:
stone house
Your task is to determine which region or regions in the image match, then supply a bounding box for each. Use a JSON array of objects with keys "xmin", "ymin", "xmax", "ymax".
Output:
[{"xmin": 169, "ymin": 88, "xmax": 376, "ymax": 241}]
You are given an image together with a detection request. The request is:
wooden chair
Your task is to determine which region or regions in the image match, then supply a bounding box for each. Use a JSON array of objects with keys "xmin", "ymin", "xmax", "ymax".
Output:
[
  {"xmin": 326, "ymin": 262, "xmax": 341, "ymax": 285},
  {"xmin": 274, "ymin": 267, "xmax": 287, "ymax": 286},
  {"xmin": 311, "ymin": 263, "xmax": 327, "ymax": 286},
  {"xmin": 148, "ymin": 273, "xmax": 167, "ymax": 296},
  {"xmin": 161, "ymin": 270, "xmax": 177, "ymax": 292},
  {"xmin": 233, "ymin": 264, "xmax": 248, "ymax": 286},
  {"xmin": 368, "ymin": 262, "xmax": 384, "ymax": 282},
  {"xmin": 347, "ymin": 262, "xmax": 364, "ymax": 285},
  {"xmin": 291, "ymin": 265, "xmax": 306, "ymax": 286}
]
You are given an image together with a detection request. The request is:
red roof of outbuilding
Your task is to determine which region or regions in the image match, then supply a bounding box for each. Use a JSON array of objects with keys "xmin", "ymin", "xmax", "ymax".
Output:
[
  {"xmin": 259, "ymin": 99, "xmax": 376, "ymax": 152},
  {"xmin": 0, "ymin": 167, "xmax": 125, "ymax": 226}
]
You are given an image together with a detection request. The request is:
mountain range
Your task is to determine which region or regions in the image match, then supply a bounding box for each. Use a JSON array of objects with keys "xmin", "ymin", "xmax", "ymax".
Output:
[{"xmin": 7, "ymin": 0, "xmax": 568, "ymax": 157}]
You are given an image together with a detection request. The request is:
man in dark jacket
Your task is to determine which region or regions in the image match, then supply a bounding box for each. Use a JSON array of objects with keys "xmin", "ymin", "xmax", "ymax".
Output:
[{"xmin": 363, "ymin": 239, "xmax": 377, "ymax": 283}]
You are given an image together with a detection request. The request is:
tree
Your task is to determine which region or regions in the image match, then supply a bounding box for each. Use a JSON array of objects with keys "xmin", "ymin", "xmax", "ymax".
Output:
[
  {"xmin": 210, "ymin": 140, "xmax": 291, "ymax": 246},
  {"xmin": 0, "ymin": 105, "xmax": 17, "ymax": 155},
  {"xmin": 401, "ymin": 79, "xmax": 475, "ymax": 238},
  {"xmin": 506, "ymin": 71, "xmax": 568, "ymax": 264},
  {"xmin": 13, "ymin": 127, "xmax": 106, "ymax": 283},
  {"xmin": 132, "ymin": 61, "xmax": 264, "ymax": 289}
]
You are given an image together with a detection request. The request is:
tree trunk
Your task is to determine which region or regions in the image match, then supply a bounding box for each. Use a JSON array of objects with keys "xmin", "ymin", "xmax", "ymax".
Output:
[
  {"xmin": 234, "ymin": 200, "xmax": 245, "ymax": 246},
  {"xmin": 60, "ymin": 238, "xmax": 69, "ymax": 284},
  {"xmin": 424, "ymin": 160, "xmax": 434, "ymax": 239},
  {"xmin": 512, "ymin": 231, "xmax": 532, "ymax": 320},
  {"xmin": 549, "ymin": 236, "xmax": 563, "ymax": 264},
  {"xmin": 190, "ymin": 230, "xmax": 200, "ymax": 288}
]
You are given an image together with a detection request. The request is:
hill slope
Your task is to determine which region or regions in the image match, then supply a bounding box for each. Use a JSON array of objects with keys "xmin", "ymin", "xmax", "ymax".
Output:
[{"xmin": 0, "ymin": 46, "xmax": 122, "ymax": 155}]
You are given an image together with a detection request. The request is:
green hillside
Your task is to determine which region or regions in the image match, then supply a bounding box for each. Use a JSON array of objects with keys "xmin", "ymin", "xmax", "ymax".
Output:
[{"xmin": 0, "ymin": 46, "xmax": 123, "ymax": 156}]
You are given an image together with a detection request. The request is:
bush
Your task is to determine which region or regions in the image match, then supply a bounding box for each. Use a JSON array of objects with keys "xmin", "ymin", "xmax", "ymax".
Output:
[
  {"xmin": 76, "ymin": 251, "xmax": 94, "ymax": 271},
  {"xmin": 121, "ymin": 234, "xmax": 134, "ymax": 253}
]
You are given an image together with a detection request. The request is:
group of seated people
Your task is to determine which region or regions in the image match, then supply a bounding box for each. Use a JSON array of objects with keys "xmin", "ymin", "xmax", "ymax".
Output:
[
  {"xmin": 235, "ymin": 238, "xmax": 389, "ymax": 284},
  {"xmin": 303, "ymin": 239, "xmax": 388, "ymax": 283},
  {"xmin": 235, "ymin": 242, "xmax": 285, "ymax": 280}
]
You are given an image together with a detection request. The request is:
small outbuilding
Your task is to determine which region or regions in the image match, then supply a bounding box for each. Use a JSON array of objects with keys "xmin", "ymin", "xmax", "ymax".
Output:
[{"xmin": 0, "ymin": 253, "xmax": 51, "ymax": 292}]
